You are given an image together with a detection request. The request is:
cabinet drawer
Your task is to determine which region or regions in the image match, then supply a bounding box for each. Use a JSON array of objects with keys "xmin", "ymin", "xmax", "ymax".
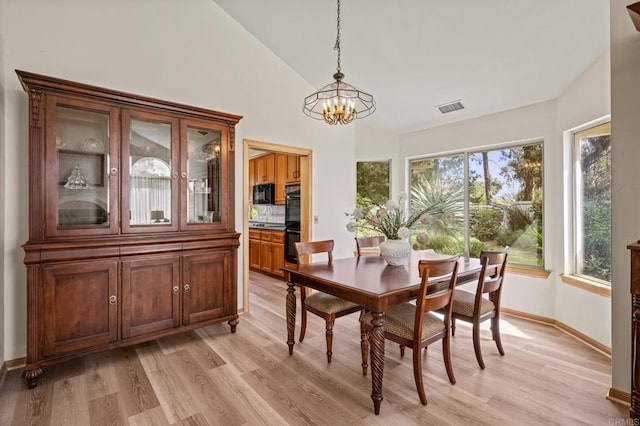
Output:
[
  {"xmin": 271, "ymin": 231, "xmax": 285, "ymax": 244},
  {"xmin": 261, "ymin": 231, "xmax": 272, "ymax": 241},
  {"xmin": 249, "ymin": 229, "xmax": 261, "ymax": 240}
]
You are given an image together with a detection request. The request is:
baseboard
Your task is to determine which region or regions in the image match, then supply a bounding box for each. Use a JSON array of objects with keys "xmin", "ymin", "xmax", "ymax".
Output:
[
  {"xmin": 607, "ymin": 387, "xmax": 631, "ymax": 406},
  {"xmin": 0, "ymin": 357, "xmax": 26, "ymax": 390},
  {"xmin": 500, "ymin": 308, "xmax": 611, "ymax": 356}
]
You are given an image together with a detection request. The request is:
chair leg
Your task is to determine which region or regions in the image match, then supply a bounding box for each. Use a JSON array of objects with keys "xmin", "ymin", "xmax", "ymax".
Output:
[
  {"xmin": 412, "ymin": 345, "xmax": 428, "ymax": 405},
  {"xmin": 325, "ymin": 319, "xmax": 335, "ymax": 363},
  {"xmin": 361, "ymin": 326, "xmax": 369, "ymax": 376},
  {"xmin": 400, "ymin": 345, "xmax": 405, "ymax": 357},
  {"xmin": 299, "ymin": 307, "xmax": 307, "ymax": 342},
  {"xmin": 472, "ymin": 321, "xmax": 485, "ymax": 369},
  {"xmin": 451, "ymin": 317, "xmax": 456, "ymax": 337},
  {"xmin": 492, "ymin": 316, "xmax": 505, "ymax": 356},
  {"xmin": 442, "ymin": 333, "xmax": 456, "ymax": 384}
]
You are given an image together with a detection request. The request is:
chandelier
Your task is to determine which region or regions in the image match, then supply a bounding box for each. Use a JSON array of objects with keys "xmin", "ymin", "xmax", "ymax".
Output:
[{"xmin": 303, "ymin": 0, "xmax": 375, "ymax": 125}]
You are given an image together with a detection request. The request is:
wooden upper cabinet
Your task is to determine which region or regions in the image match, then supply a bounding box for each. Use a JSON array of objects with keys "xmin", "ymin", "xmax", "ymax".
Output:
[
  {"xmin": 286, "ymin": 154, "xmax": 301, "ymax": 183},
  {"xmin": 248, "ymin": 158, "xmax": 256, "ymax": 200},
  {"xmin": 275, "ymin": 153, "xmax": 287, "ymax": 205},
  {"xmin": 18, "ymin": 70, "xmax": 240, "ymax": 237},
  {"xmin": 255, "ymin": 153, "xmax": 275, "ymax": 184}
]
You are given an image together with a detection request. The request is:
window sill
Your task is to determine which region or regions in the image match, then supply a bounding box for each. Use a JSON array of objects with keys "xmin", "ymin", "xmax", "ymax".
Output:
[
  {"xmin": 559, "ymin": 273, "xmax": 611, "ymax": 297},
  {"xmin": 505, "ymin": 265, "xmax": 551, "ymax": 279}
]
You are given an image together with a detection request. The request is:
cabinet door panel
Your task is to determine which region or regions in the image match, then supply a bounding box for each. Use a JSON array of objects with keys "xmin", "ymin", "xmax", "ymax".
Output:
[
  {"xmin": 182, "ymin": 250, "xmax": 232, "ymax": 324},
  {"xmin": 249, "ymin": 238, "xmax": 261, "ymax": 269},
  {"xmin": 121, "ymin": 109, "xmax": 180, "ymax": 234},
  {"xmin": 42, "ymin": 260, "xmax": 118, "ymax": 357},
  {"xmin": 260, "ymin": 243, "xmax": 273, "ymax": 273},
  {"xmin": 180, "ymin": 119, "xmax": 230, "ymax": 231},
  {"xmin": 271, "ymin": 243, "xmax": 285, "ymax": 278},
  {"xmin": 45, "ymin": 95, "xmax": 120, "ymax": 237},
  {"xmin": 122, "ymin": 254, "xmax": 181, "ymax": 339}
]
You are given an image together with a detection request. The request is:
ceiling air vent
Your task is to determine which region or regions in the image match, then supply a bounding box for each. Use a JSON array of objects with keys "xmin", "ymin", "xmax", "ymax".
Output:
[{"xmin": 436, "ymin": 100, "xmax": 464, "ymax": 114}]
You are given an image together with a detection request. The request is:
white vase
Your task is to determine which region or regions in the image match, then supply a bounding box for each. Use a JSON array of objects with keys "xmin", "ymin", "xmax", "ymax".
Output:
[{"xmin": 379, "ymin": 239, "xmax": 411, "ymax": 266}]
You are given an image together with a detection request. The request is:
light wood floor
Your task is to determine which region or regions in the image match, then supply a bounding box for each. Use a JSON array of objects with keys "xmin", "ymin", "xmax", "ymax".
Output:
[{"xmin": 0, "ymin": 271, "xmax": 628, "ymax": 425}]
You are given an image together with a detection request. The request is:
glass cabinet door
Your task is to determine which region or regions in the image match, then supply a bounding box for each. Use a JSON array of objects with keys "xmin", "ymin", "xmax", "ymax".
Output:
[
  {"xmin": 121, "ymin": 110, "xmax": 179, "ymax": 233},
  {"xmin": 180, "ymin": 120, "xmax": 228, "ymax": 230},
  {"xmin": 45, "ymin": 96, "xmax": 119, "ymax": 236}
]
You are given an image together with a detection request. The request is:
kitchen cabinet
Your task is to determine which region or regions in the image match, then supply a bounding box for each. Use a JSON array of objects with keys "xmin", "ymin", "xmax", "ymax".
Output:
[
  {"xmin": 286, "ymin": 154, "xmax": 301, "ymax": 183},
  {"xmin": 249, "ymin": 229, "xmax": 285, "ymax": 278},
  {"xmin": 275, "ymin": 153, "xmax": 287, "ymax": 205},
  {"xmin": 18, "ymin": 70, "xmax": 241, "ymax": 388},
  {"xmin": 254, "ymin": 153, "xmax": 275, "ymax": 184}
]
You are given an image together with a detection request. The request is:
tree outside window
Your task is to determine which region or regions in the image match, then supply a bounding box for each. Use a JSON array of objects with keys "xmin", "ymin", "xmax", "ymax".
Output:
[
  {"xmin": 355, "ymin": 161, "xmax": 390, "ymax": 237},
  {"xmin": 410, "ymin": 141, "xmax": 544, "ymax": 268},
  {"xmin": 574, "ymin": 122, "xmax": 611, "ymax": 283}
]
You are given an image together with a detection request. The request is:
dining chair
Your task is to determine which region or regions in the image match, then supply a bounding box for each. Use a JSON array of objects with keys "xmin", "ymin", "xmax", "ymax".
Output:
[
  {"xmin": 355, "ymin": 235, "xmax": 386, "ymax": 257},
  {"xmin": 360, "ymin": 255, "xmax": 459, "ymax": 405},
  {"xmin": 295, "ymin": 240, "xmax": 365, "ymax": 363},
  {"xmin": 450, "ymin": 249, "xmax": 509, "ymax": 369}
]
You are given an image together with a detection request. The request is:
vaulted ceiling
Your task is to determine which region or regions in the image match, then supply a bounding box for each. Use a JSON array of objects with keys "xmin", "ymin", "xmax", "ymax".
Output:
[{"xmin": 213, "ymin": 0, "xmax": 609, "ymax": 134}]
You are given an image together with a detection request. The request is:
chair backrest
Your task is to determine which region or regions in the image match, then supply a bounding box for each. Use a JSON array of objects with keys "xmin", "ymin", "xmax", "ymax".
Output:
[
  {"xmin": 414, "ymin": 256, "xmax": 459, "ymax": 338},
  {"xmin": 294, "ymin": 240, "xmax": 334, "ymax": 266},
  {"xmin": 355, "ymin": 235, "xmax": 386, "ymax": 256},
  {"xmin": 477, "ymin": 249, "xmax": 509, "ymax": 306}
]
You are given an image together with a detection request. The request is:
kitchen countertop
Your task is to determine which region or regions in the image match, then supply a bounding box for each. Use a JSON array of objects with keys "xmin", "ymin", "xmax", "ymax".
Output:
[{"xmin": 249, "ymin": 222, "xmax": 286, "ymax": 231}]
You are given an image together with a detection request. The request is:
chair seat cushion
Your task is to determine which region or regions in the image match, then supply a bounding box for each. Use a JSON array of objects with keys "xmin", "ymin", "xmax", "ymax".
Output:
[
  {"xmin": 452, "ymin": 290, "xmax": 495, "ymax": 317},
  {"xmin": 304, "ymin": 292, "xmax": 360, "ymax": 314},
  {"xmin": 360, "ymin": 303, "xmax": 445, "ymax": 341}
]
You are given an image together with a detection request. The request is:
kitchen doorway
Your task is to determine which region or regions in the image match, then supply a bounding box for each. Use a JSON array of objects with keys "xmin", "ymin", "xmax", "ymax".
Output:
[{"xmin": 242, "ymin": 139, "xmax": 312, "ymax": 313}]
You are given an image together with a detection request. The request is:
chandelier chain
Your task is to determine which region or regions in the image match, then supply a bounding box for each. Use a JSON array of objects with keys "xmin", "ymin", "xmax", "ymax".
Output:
[{"xmin": 335, "ymin": 0, "xmax": 341, "ymax": 73}]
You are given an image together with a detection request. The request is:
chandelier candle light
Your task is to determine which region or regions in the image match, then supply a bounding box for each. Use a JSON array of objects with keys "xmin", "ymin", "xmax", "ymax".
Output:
[{"xmin": 303, "ymin": 0, "xmax": 376, "ymax": 125}]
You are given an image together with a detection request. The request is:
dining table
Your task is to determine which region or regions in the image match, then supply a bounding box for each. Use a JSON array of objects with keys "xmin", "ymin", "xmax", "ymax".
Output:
[{"xmin": 282, "ymin": 251, "xmax": 485, "ymax": 415}]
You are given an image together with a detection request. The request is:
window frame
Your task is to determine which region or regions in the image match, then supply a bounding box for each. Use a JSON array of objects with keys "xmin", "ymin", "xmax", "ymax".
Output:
[
  {"xmin": 407, "ymin": 138, "xmax": 545, "ymax": 270},
  {"xmin": 569, "ymin": 120, "xmax": 611, "ymax": 287}
]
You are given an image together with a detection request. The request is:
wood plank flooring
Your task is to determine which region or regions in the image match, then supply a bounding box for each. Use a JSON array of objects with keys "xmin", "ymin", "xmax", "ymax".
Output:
[{"xmin": 0, "ymin": 271, "xmax": 628, "ymax": 425}]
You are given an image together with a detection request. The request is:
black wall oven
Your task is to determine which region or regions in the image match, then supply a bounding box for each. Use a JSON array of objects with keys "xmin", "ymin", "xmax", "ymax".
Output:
[{"xmin": 285, "ymin": 184, "xmax": 301, "ymax": 263}]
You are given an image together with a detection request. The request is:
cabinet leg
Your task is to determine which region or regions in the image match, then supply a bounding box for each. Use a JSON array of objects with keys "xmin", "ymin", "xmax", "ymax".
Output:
[
  {"xmin": 228, "ymin": 318, "xmax": 239, "ymax": 333},
  {"xmin": 22, "ymin": 366, "xmax": 43, "ymax": 389}
]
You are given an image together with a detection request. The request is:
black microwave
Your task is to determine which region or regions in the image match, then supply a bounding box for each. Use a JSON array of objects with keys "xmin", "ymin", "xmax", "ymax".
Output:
[{"xmin": 253, "ymin": 183, "xmax": 275, "ymax": 204}]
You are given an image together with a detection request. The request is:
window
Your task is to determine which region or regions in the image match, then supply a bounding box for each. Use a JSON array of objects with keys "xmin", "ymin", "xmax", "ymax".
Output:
[
  {"xmin": 573, "ymin": 122, "xmax": 611, "ymax": 284},
  {"xmin": 356, "ymin": 161, "xmax": 390, "ymax": 236},
  {"xmin": 409, "ymin": 141, "xmax": 544, "ymax": 268}
]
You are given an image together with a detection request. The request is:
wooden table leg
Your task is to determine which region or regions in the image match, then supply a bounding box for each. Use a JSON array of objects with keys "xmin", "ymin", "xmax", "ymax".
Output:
[
  {"xmin": 370, "ymin": 311, "xmax": 385, "ymax": 415},
  {"xmin": 286, "ymin": 281, "xmax": 297, "ymax": 355}
]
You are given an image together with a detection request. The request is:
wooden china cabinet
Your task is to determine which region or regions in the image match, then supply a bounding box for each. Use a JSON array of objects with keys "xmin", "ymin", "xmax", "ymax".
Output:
[{"xmin": 17, "ymin": 70, "xmax": 242, "ymax": 388}]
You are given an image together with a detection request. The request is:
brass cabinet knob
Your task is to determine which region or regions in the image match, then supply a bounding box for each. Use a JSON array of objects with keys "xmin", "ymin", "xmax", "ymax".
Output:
[
  {"xmin": 173, "ymin": 286, "xmax": 179, "ymax": 294},
  {"xmin": 109, "ymin": 295, "xmax": 117, "ymax": 304},
  {"xmin": 184, "ymin": 284, "xmax": 191, "ymax": 293},
  {"xmin": 110, "ymin": 168, "xmax": 118, "ymax": 176},
  {"xmin": 172, "ymin": 172, "xmax": 178, "ymax": 179},
  {"xmin": 181, "ymin": 172, "xmax": 187, "ymax": 179}
]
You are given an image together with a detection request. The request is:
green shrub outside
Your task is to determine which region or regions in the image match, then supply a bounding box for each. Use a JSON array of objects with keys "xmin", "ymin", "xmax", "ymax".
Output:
[
  {"xmin": 412, "ymin": 234, "xmax": 484, "ymax": 258},
  {"xmin": 469, "ymin": 206, "xmax": 503, "ymax": 241}
]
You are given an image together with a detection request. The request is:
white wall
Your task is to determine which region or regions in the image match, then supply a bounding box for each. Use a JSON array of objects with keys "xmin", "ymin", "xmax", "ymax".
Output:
[
  {"xmin": 555, "ymin": 50, "xmax": 611, "ymax": 346},
  {"xmin": 610, "ymin": 0, "xmax": 640, "ymax": 398},
  {"xmin": 354, "ymin": 124, "xmax": 400, "ymax": 196},
  {"xmin": 390, "ymin": 47, "xmax": 613, "ymax": 348},
  {"xmin": 397, "ymin": 101, "xmax": 559, "ymax": 319},
  {"xmin": 0, "ymin": 29, "xmax": 6, "ymax": 366},
  {"xmin": 0, "ymin": 0, "xmax": 358, "ymax": 360}
]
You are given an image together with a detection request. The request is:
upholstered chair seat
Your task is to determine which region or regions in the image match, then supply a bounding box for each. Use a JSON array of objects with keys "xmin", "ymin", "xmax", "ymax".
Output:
[
  {"xmin": 360, "ymin": 304, "xmax": 445, "ymax": 342},
  {"xmin": 451, "ymin": 290, "xmax": 495, "ymax": 317},
  {"xmin": 305, "ymin": 292, "xmax": 360, "ymax": 314}
]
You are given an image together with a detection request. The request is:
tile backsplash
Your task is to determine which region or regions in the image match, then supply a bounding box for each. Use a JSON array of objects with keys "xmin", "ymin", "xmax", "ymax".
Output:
[{"xmin": 249, "ymin": 204, "xmax": 285, "ymax": 223}]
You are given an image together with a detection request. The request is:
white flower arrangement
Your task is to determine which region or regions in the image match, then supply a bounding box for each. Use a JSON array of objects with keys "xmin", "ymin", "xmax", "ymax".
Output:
[{"xmin": 346, "ymin": 192, "xmax": 430, "ymax": 241}]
